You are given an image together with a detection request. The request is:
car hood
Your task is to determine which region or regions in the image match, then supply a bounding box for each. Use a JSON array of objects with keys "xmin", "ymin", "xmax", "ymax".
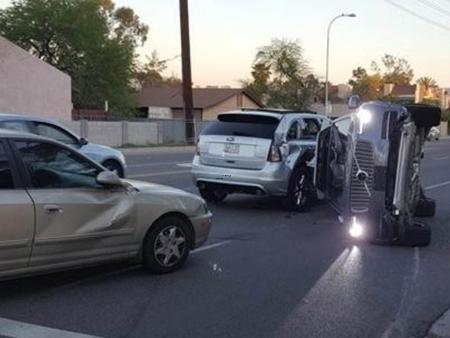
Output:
[
  {"xmin": 122, "ymin": 179, "xmax": 206, "ymax": 216},
  {"xmin": 79, "ymin": 143, "xmax": 125, "ymax": 163}
]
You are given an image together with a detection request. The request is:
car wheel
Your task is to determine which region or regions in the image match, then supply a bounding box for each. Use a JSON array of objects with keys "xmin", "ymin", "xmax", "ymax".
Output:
[
  {"xmin": 199, "ymin": 188, "xmax": 227, "ymax": 203},
  {"xmin": 143, "ymin": 216, "xmax": 191, "ymax": 274},
  {"xmin": 102, "ymin": 160, "xmax": 124, "ymax": 178},
  {"xmin": 287, "ymin": 166, "xmax": 311, "ymax": 212}
]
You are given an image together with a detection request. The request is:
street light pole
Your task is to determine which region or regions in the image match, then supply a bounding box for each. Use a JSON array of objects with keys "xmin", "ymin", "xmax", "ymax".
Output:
[{"xmin": 325, "ymin": 13, "xmax": 356, "ymax": 117}]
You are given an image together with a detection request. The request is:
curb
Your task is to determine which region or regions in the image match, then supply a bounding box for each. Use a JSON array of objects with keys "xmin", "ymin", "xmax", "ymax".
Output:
[{"xmin": 429, "ymin": 309, "xmax": 450, "ymax": 338}]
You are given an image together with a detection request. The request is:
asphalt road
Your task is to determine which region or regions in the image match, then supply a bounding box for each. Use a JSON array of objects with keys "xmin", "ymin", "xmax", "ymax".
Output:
[{"xmin": 1, "ymin": 140, "xmax": 450, "ymax": 338}]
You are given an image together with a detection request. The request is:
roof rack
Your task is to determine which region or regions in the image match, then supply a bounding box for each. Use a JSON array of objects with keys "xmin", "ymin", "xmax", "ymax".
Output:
[{"xmin": 241, "ymin": 108, "xmax": 317, "ymax": 115}]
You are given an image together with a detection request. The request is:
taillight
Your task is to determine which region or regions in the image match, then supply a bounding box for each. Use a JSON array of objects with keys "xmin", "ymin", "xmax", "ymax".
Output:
[{"xmin": 268, "ymin": 144, "xmax": 281, "ymax": 162}]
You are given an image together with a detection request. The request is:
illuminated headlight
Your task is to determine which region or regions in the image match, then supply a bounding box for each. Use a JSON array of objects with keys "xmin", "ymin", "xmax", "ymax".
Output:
[
  {"xmin": 356, "ymin": 108, "xmax": 372, "ymax": 134},
  {"xmin": 349, "ymin": 217, "xmax": 364, "ymax": 238}
]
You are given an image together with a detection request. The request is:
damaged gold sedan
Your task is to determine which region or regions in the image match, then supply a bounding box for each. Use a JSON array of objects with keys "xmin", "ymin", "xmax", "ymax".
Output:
[{"xmin": 0, "ymin": 129, "xmax": 212, "ymax": 280}]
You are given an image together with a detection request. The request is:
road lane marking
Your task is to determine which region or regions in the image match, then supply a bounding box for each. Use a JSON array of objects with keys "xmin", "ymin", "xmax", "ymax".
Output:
[
  {"xmin": 425, "ymin": 180, "xmax": 450, "ymax": 191},
  {"xmin": 0, "ymin": 317, "xmax": 101, "ymax": 338},
  {"xmin": 127, "ymin": 161, "xmax": 181, "ymax": 168},
  {"xmin": 381, "ymin": 248, "xmax": 420, "ymax": 338},
  {"xmin": 192, "ymin": 240, "xmax": 231, "ymax": 253},
  {"xmin": 128, "ymin": 169, "xmax": 191, "ymax": 178},
  {"xmin": 176, "ymin": 162, "xmax": 192, "ymax": 168}
]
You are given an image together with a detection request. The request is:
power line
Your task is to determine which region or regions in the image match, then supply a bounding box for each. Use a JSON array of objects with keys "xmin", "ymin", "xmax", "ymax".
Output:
[
  {"xmin": 384, "ymin": 0, "xmax": 450, "ymax": 31},
  {"xmin": 416, "ymin": 0, "xmax": 450, "ymax": 16}
]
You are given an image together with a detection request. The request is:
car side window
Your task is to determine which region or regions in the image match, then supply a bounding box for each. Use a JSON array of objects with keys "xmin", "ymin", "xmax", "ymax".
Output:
[
  {"xmin": 287, "ymin": 121, "xmax": 300, "ymax": 140},
  {"xmin": 0, "ymin": 143, "xmax": 15, "ymax": 189},
  {"xmin": 14, "ymin": 141, "xmax": 100, "ymax": 189},
  {"xmin": 33, "ymin": 122, "xmax": 78, "ymax": 145},
  {"xmin": 300, "ymin": 118, "xmax": 321, "ymax": 140},
  {"xmin": 0, "ymin": 121, "xmax": 30, "ymax": 133}
]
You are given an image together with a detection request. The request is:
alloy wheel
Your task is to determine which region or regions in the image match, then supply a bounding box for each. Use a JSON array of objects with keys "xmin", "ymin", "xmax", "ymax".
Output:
[{"xmin": 153, "ymin": 226, "xmax": 187, "ymax": 267}]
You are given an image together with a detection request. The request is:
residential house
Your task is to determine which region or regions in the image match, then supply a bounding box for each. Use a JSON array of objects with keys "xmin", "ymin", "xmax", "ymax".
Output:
[
  {"xmin": 0, "ymin": 37, "xmax": 72, "ymax": 120},
  {"xmin": 137, "ymin": 87, "xmax": 262, "ymax": 120}
]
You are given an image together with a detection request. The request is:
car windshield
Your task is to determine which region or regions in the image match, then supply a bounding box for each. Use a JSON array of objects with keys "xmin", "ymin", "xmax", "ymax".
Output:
[{"xmin": 201, "ymin": 114, "xmax": 280, "ymax": 139}]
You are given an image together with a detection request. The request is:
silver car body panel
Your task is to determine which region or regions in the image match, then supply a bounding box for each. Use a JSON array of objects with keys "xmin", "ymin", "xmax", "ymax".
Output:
[
  {"xmin": 192, "ymin": 111, "xmax": 330, "ymax": 196},
  {"xmin": 0, "ymin": 131, "xmax": 211, "ymax": 280}
]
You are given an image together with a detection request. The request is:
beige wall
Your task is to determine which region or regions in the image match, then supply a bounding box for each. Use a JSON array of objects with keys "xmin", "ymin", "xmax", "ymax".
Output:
[
  {"xmin": 202, "ymin": 94, "xmax": 260, "ymax": 120},
  {"xmin": 0, "ymin": 37, "xmax": 72, "ymax": 120}
]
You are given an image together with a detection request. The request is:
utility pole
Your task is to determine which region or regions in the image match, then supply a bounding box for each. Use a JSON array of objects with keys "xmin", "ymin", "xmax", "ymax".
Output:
[{"xmin": 179, "ymin": 0, "xmax": 194, "ymax": 144}]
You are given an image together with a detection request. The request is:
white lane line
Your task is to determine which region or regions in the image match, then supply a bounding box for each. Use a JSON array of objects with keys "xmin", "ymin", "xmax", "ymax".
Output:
[
  {"xmin": 0, "ymin": 317, "xmax": 101, "ymax": 338},
  {"xmin": 381, "ymin": 247, "xmax": 420, "ymax": 338},
  {"xmin": 176, "ymin": 162, "xmax": 192, "ymax": 168},
  {"xmin": 127, "ymin": 161, "xmax": 180, "ymax": 168},
  {"xmin": 192, "ymin": 240, "xmax": 231, "ymax": 254},
  {"xmin": 425, "ymin": 180, "xmax": 450, "ymax": 191},
  {"xmin": 434, "ymin": 155, "xmax": 450, "ymax": 161},
  {"xmin": 128, "ymin": 169, "xmax": 191, "ymax": 178}
]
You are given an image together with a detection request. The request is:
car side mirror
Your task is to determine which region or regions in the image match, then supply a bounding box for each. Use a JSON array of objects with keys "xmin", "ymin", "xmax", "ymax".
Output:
[
  {"xmin": 79, "ymin": 138, "xmax": 89, "ymax": 146},
  {"xmin": 348, "ymin": 95, "xmax": 361, "ymax": 110},
  {"xmin": 96, "ymin": 171, "xmax": 122, "ymax": 187}
]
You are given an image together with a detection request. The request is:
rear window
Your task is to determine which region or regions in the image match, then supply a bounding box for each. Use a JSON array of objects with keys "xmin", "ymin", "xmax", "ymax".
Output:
[{"xmin": 201, "ymin": 114, "xmax": 279, "ymax": 139}]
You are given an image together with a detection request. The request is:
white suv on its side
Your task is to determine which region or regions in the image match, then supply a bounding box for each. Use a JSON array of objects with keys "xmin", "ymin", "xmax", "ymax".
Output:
[{"xmin": 192, "ymin": 109, "xmax": 331, "ymax": 211}]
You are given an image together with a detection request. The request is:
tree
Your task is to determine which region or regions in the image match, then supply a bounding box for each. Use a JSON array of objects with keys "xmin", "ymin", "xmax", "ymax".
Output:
[
  {"xmin": 417, "ymin": 76, "xmax": 437, "ymax": 91},
  {"xmin": 242, "ymin": 62, "xmax": 271, "ymax": 104},
  {"xmin": 0, "ymin": 0, "xmax": 149, "ymax": 116},
  {"xmin": 243, "ymin": 38, "xmax": 318, "ymax": 110},
  {"xmin": 372, "ymin": 54, "xmax": 414, "ymax": 85},
  {"xmin": 348, "ymin": 67, "xmax": 383, "ymax": 100}
]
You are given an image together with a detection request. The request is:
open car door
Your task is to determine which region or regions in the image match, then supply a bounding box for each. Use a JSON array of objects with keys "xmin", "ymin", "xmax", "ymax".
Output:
[{"xmin": 315, "ymin": 124, "xmax": 348, "ymax": 212}]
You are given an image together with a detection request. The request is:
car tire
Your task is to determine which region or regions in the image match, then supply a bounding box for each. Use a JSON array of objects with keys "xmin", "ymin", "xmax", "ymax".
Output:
[
  {"xmin": 199, "ymin": 188, "xmax": 227, "ymax": 203},
  {"xmin": 399, "ymin": 221, "xmax": 431, "ymax": 247},
  {"xmin": 102, "ymin": 160, "xmax": 124, "ymax": 178},
  {"xmin": 287, "ymin": 166, "xmax": 311, "ymax": 212},
  {"xmin": 142, "ymin": 216, "xmax": 191, "ymax": 274},
  {"xmin": 415, "ymin": 198, "xmax": 436, "ymax": 217}
]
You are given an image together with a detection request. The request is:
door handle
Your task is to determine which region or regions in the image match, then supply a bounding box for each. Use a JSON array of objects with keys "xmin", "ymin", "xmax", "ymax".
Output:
[{"xmin": 44, "ymin": 204, "xmax": 63, "ymax": 214}]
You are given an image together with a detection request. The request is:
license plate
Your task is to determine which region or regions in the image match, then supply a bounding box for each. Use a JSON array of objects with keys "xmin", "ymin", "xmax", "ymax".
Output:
[{"xmin": 224, "ymin": 143, "xmax": 239, "ymax": 154}]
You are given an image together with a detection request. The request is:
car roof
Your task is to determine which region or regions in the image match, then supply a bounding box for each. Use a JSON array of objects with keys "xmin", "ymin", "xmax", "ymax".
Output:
[
  {"xmin": 0, "ymin": 113, "xmax": 80, "ymax": 139},
  {"xmin": 0, "ymin": 113, "xmax": 56, "ymax": 123},
  {"xmin": 0, "ymin": 127, "xmax": 51, "ymax": 141}
]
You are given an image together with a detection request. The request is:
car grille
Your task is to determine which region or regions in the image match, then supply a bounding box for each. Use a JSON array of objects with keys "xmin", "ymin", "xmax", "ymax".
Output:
[{"xmin": 351, "ymin": 141, "xmax": 374, "ymax": 212}]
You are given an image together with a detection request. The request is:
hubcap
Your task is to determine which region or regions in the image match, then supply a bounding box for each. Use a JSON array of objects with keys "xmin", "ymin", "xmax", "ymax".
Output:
[{"xmin": 154, "ymin": 226, "xmax": 186, "ymax": 267}]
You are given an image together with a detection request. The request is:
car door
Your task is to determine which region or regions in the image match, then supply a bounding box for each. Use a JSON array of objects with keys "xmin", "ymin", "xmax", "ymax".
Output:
[
  {"xmin": 315, "ymin": 117, "xmax": 351, "ymax": 211},
  {"xmin": 0, "ymin": 140, "xmax": 34, "ymax": 272},
  {"xmin": 12, "ymin": 139, "xmax": 138, "ymax": 267}
]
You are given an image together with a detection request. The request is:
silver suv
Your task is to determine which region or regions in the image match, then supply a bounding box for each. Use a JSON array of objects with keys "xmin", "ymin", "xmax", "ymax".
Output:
[
  {"xmin": 315, "ymin": 99, "xmax": 440, "ymax": 246},
  {"xmin": 192, "ymin": 109, "xmax": 331, "ymax": 210}
]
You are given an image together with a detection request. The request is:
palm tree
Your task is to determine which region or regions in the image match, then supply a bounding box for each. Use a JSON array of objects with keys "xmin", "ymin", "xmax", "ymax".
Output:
[{"xmin": 417, "ymin": 77, "xmax": 437, "ymax": 91}]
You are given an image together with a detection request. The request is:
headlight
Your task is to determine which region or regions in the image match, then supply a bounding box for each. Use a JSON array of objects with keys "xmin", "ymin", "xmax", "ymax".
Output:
[
  {"xmin": 349, "ymin": 217, "xmax": 364, "ymax": 238},
  {"xmin": 356, "ymin": 108, "xmax": 372, "ymax": 134}
]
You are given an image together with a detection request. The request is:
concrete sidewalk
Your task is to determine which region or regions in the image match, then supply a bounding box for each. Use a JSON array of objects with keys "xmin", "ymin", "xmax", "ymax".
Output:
[
  {"xmin": 429, "ymin": 309, "xmax": 450, "ymax": 338},
  {"xmin": 119, "ymin": 145, "xmax": 195, "ymax": 156}
]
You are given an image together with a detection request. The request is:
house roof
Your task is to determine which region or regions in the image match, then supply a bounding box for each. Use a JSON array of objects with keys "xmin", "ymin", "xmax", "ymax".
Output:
[
  {"xmin": 137, "ymin": 86, "xmax": 262, "ymax": 109},
  {"xmin": 392, "ymin": 84, "xmax": 416, "ymax": 96}
]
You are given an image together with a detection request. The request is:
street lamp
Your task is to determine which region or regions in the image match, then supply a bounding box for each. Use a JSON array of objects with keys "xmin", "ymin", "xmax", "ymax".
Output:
[{"xmin": 325, "ymin": 13, "xmax": 356, "ymax": 117}]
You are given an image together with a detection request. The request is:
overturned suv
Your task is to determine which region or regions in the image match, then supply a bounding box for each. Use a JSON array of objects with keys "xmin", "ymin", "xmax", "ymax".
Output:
[
  {"xmin": 192, "ymin": 109, "xmax": 330, "ymax": 211},
  {"xmin": 315, "ymin": 99, "xmax": 440, "ymax": 246}
]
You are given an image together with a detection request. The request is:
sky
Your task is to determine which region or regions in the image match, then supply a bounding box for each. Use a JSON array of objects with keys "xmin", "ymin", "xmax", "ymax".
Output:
[{"xmin": 1, "ymin": 0, "xmax": 449, "ymax": 87}]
